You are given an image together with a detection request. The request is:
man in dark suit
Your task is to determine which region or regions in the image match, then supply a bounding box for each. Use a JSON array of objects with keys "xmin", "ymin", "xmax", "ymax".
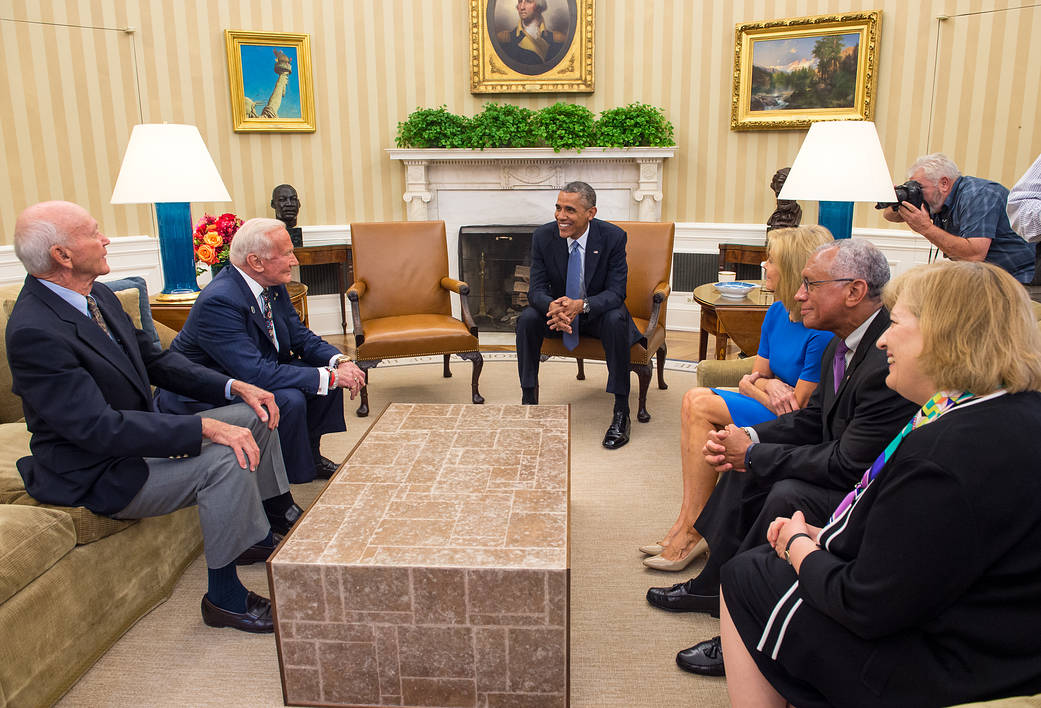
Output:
[
  {"xmin": 646, "ymin": 239, "xmax": 918, "ymax": 676},
  {"xmin": 157, "ymin": 218, "xmax": 364, "ymax": 483},
  {"xmin": 516, "ymin": 181, "xmax": 643, "ymax": 449},
  {"xmin": 7, "ymin": 201, "xmax": 299, "ymax": 633}
]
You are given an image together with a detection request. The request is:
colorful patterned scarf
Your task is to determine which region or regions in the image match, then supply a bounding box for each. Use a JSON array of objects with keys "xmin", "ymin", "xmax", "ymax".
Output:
[{"xmin": 829, "ymin": 390, "xmax": 977, "ymax": 522}]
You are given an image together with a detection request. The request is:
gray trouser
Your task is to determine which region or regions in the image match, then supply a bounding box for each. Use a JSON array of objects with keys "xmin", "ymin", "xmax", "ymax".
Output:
[{"xmin": 114, "ymin": 403, "xmax": 290, "ymax": 569}]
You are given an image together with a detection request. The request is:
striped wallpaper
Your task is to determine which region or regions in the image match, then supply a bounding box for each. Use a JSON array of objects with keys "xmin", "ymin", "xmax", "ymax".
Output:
[{"xmin": 1, "ymin": 0, "xmax": 1039, "ymax": 244}]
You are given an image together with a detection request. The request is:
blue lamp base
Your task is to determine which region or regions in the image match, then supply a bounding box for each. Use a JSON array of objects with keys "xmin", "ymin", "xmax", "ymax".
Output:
[
  {"xmin": 817, "ymin": 201, "xmax": 854, "ymax": 240},
  {"xmin": 154, "ymin": 202, "xmax": 200, "ymax": 299}
]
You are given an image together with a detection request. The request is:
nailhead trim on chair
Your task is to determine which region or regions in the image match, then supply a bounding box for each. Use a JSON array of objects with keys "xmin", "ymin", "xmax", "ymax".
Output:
[{"xmin": 355, "ymin": 347, "xmax": 480, "ymax": 361}]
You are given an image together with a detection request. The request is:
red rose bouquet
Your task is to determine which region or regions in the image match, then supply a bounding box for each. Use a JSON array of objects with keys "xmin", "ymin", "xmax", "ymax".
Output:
[{"xmin": 193, "ymin": 212, "xmax": 242, "ymax": 275}]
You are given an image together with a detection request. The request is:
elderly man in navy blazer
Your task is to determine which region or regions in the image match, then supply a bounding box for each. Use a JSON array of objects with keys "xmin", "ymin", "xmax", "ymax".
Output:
[
  {"xmin": 157, "ymin": 218, "xmax": 364, "ymax": 485},
  {"xmin": 7, "ymin": 201, "xmax": 297, "ymax": 633},
  {"xmin": 516, "ymin": 181, "xmax": 643, "ymax": 449}
]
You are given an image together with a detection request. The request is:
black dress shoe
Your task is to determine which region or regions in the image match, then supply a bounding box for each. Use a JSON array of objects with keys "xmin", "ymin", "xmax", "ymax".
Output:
[
  {"xmin": 646, "ymin": 580, "xmax": 720, "ymax": 616},
  {"xmin": 676, "ymin": 636, "xmax": 725, "ymax": 676},
  {"xmin": 201, "ymin": 591, "xmax": 274, "ymax": 633},
  {"xmin": 235, "ymin": 541, "xmax": 277, "ymax": 565},
  {"xmin": 314, "ymin": 455, "xmax": 340, "ymax": 479},
  {"xmin": 602, "ymin": 410, "xmax": 631, "ymax": 449},
  {"xmin": 267, "ymin": 503, "xmax": 303, "ymax": 537}
]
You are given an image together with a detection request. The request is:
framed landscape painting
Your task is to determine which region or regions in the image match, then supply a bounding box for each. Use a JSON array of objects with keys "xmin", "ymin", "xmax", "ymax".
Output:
[
  {"xmin": 731, "ymin": 11, "xmax": 881, "ymax": 131},
  {"xmin": 469, "ymin": 0, "xmax": 594, "ymax": 94},
  {"xmin": 225, "ymin": 30, "xmax": 316, "ymax": 133}
]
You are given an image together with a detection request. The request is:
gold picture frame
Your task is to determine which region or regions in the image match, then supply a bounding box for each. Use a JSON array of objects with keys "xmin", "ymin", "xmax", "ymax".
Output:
[
  {"xmin": 731, "ymin": 11, "xmax": 881, "ymax": 131},
  {"xmin": 470, "ymin": 0, "xmax": 594, "ymax": 94},
  {"xmin": 224, "ymin": 30, "xmax": 316, "ymax": 133}
]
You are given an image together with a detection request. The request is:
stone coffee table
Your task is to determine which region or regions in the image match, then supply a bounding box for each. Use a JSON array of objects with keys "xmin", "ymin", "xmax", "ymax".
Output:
[{"xmin": 268, "ymin": 403, "xmax": 570, "ymax": 707}]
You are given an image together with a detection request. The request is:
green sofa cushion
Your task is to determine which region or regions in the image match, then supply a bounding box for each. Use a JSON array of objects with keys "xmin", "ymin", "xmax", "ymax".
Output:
[{"xmin": 0, "ymin": 504, "xmax": 76, "ymax": 605}]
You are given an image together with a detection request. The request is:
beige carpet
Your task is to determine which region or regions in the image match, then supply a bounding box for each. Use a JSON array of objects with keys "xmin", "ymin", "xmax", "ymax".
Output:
[{"xmin": 57, "ymin": 356, "xmax": 729, "ymax": 708}]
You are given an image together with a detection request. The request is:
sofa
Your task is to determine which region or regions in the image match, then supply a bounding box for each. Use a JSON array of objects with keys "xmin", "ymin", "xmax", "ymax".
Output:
[{"xmin": 0, "ymin": 278, "xmax": 203, "ymax": 708}]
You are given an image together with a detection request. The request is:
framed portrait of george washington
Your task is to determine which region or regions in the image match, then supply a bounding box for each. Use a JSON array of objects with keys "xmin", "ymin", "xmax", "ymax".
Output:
[
  {"xmin": 224, "ymin": 30, "xmax": 316, "ymax": 133},
  {"xmin": 470, "ymin": 0, "xmax": 594, "ymax": 94},
  {"xmin": 731, "ymin": 11, "xmax": 882, "ymax": 130}
]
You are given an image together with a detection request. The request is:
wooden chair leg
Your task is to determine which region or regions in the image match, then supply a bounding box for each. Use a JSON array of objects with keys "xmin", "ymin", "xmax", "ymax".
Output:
[
  {"xmin": 443, "ymin": 354, "xmax": 452, "ymax": 378},
  {"xmin": 633, "ymin": 362, "xmax": 652, "ymax": 423},
  {"xmin": 656, "ymin": 342, "xmax": 668, "ymax": 390},
  {"xmin": 458, "ymin": 351, "xmax": 485, "ymax": 404},
  {"xmin": 576, "ymin": 358, "xmax": 585, "ymax": 380},
  {"xmin": 356, "ymin": 360, "xmax": 379, "ymax": 417}
]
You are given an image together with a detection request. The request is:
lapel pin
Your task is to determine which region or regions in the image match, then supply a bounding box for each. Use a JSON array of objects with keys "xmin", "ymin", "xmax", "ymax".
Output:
[{"xmin": 250, "ymin": 306, "xmax": 256, "ymax": 314}]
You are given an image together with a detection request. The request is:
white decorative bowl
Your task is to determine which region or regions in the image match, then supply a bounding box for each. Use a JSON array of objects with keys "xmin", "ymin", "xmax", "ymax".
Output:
[{"xmin": 713, "ymin": 281, "xmax": 758, "ymax": 299}]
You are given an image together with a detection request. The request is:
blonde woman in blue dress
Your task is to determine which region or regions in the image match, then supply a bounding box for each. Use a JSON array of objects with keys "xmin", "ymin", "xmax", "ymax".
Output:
[{"xmin": 644, "ymin": 225, "xmax": 834, "ymax": 571}]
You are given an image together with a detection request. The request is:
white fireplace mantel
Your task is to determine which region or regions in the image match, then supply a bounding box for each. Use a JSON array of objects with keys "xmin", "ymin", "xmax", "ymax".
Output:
[{"xmin": 387, "ymin": 146, "xmax": 677, "ymax": 223}]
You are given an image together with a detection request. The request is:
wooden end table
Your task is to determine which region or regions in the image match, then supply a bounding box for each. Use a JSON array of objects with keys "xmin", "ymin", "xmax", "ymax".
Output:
[
  {"xmin": 150, "ymin": 281, "xmax": 309, "ymax": 332},
  {"xmin": 294, "ymin": 244, "xmax": 352, "ymax": 334},
  {"xmin": 692, "ymin": 280, "xmax": 774, "ymax": 360}
]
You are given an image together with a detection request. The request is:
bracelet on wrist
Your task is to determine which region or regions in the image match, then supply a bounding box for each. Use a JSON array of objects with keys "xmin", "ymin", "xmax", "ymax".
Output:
[
  {"xmin": 327, "ymin": 367, "xmax": 337, "ymax": 389},
  {"xmin": 784, "ymin": 533, "xmax": 814, "ymax": 564}
]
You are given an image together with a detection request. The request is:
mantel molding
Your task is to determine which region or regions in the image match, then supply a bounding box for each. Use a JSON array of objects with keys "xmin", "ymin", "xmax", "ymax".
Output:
[{"xmin": 387, "ymin": 147, "xmax": 678, "ymax": 163}]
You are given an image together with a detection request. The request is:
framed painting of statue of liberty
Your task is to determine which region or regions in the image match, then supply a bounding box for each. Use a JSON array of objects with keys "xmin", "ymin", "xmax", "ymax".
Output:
[
  {"xmin": 731, "ymin": 11, "xmax": 881, "ymax": 131},
  {"xmin": 225, "ymin": 30, "xmax": 316, "ymax": 133}
]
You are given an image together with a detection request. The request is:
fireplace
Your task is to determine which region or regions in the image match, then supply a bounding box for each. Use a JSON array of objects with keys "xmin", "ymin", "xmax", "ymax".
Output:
[{"xmin": 458, "ymin": 225, "xmax": 538, "ymax": 332}]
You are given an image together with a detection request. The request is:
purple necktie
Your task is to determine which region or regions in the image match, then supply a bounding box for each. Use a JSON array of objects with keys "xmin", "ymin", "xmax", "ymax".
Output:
[{"xmin": 832, "ymin": 340, "xmax": 850, "ymax": 392}]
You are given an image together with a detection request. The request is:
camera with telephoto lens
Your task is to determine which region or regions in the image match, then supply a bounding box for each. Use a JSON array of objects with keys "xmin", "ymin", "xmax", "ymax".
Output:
[{"xmin": 875, "ymin": 180, "xmax": 924, "ymax": 210}]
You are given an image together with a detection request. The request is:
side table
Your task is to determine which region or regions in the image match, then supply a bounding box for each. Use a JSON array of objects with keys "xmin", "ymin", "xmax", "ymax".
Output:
[
  {"xmin": 150, "ymin": 281, "xmax": 309, "ymax": 332},
  {"xmin": 294, "ymin": 244, "xmax": 351, "ymax": 334},
  {"xmin": 692, "ymin": 280, "xmax": 773, "ymax": 360}
]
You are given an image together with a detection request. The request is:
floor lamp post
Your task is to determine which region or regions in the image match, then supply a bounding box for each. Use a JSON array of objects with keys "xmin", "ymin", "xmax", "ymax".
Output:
[
  {"xmin": 110, "ymin": 124, "xmax": 232, "ymax": 301},
  {"xmin": 778, "ymin": 121, "xmax": 896, "ymax": 240}
]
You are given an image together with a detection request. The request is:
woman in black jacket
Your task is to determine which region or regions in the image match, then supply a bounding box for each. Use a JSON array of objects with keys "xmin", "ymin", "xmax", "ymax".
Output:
[{"xmin": 720, "ymin": 260, "xmax": 1041, "ymax": 708}]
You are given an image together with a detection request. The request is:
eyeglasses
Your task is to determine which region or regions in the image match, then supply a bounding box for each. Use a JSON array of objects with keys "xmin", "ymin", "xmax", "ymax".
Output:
[{"xmin": 800, "ymin": 277, "xmax": 856, "ymax": 292}]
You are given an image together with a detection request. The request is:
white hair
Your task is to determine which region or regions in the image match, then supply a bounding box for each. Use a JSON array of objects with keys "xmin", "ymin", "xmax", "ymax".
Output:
[
  {"xmin": 229, "ymin": 217, "xmax": 285, "ymax": 266},
  {"xmin": 908, "ymin": 153, "xmax": 961, "ymax": 182},
  {"xmin": 13, "ymin": 218, "xmax": 65, "ymax": 276}
]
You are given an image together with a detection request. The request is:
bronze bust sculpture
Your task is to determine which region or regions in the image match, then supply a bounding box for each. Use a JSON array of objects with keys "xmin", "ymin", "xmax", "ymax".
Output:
[
  {"xmin": 767, "ymin": 167, "xmax": 802, "ymax": 231},
  {"xmin": 271, "ymin": 184, "xmax": 303, "ymax": 246}
]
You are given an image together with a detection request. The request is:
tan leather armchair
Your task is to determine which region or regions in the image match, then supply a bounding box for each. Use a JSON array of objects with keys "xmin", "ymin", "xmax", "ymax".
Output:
[
  {"xmin": 347, "ymin": 221, "xmax": 483, "ymax": 416},
  {"xmin": 540, "ymin": 221, "xmax": 675, "ymax": 422}
]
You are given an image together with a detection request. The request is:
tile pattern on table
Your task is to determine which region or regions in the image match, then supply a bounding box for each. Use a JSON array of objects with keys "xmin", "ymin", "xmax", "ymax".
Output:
[
  {"xmin": 279, "ymin": 403, "xmax": 569, "ymax": 570},
  {"xmin": 271, "ymin": 403, "xmax": 569, "ymax": 707},
  {"xmin": 273, "ymin": 565, "xmax": 568, "ymax": 707}
]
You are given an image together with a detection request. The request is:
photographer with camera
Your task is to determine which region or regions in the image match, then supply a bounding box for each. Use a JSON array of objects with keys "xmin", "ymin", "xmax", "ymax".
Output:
[{"xmin": 880, "ymin": 153, "xmax": 1035, "ymax": 283}]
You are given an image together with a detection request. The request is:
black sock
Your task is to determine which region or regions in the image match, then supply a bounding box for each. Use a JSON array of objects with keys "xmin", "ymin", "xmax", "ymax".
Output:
[
  {"xmin": 207, "ymin": 563, "xmax": 247, "ymax": 612},
  {"xmin": 614, "ymin": 394, "xmax": 629, "ymax": 415},
  {"xmin": 310, "ymin": 440, "xmax": 323, "ymax": 465},
  {"xmin": 683, "ymin": 556, "xmax": 721, "ymax": 595},
  {"xmin": 257, "ymin": 531, "xmax": 275, "ymax": 548},
  {"xmin": 521, "ymin": 387, "xmax": 538, "ymax": 405},
  {"xmin": 263, "ymin": 492, "xmax": 295, "ymax": 518}
]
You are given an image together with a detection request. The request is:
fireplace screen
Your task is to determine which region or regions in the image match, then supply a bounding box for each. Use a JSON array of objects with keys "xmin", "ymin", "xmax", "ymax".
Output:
[{"xmin": 458, "ymin": 225, "xmax": 539, "ymax": 333}]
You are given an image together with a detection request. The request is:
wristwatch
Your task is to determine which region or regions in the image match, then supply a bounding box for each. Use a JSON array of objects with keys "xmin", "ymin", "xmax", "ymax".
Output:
[
  {"xmin": 581, "ymin": 300, "xmax": 590, "ymax": 315},
  {"xmin": 332, "ymin": 354, "xmax": 352, "ymax": 366}
]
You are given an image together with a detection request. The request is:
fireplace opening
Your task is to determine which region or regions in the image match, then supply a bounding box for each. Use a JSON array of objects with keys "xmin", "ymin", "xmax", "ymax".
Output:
[{"xmin": 458, "ymin": 225, "xmax": 539, "ymax": 333}]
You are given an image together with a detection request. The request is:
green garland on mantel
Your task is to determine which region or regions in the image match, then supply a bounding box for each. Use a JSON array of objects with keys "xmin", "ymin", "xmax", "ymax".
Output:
[{"xmin": 395, "ymin": 101, "xmax": 675, "ymax": 152}]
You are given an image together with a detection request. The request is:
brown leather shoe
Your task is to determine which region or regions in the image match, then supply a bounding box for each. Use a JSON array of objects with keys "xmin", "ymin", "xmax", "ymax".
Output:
[{"xmin": 201, "ymin": 591, "xmax": 274, "ymax": 633}]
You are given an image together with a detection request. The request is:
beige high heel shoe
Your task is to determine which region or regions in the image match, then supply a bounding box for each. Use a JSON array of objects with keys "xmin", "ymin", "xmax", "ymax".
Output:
[
  {"xmin": 639, "ymin": 543, "xmax": 664, "ymax": 555},
  {"xmin": 642, "ymin": 538, "xmax": 708, "ymax": 571}
]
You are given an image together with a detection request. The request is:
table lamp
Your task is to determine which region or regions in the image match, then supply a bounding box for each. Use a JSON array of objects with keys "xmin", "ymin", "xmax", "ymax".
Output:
[
  {"xmin": 778, "ymin": 120, "xmax": 896, "ymax": 240},
  {"xmin": 111, "ymin": 124, "xmax": 232, "ymax": 301}
]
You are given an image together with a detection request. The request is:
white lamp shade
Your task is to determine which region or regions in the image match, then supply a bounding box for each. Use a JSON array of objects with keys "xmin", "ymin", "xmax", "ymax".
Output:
[
  {"xmin": 778, "ymin": 121, "xmax": 897, "ymax": 203},
  {"xmin": 111, "ymin": 124, "xmax": 231, "ymax": 204}
]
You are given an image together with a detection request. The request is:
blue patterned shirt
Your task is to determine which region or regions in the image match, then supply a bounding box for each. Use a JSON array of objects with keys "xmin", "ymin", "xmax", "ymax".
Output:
[{"xmin": 931, "ymin": 175, "xmax": 1035, "ymax": 283}]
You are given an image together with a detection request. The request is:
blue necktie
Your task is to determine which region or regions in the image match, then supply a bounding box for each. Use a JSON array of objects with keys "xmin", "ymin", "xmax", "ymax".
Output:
[{"xmin": 564, "ymin": 241, "xmax": 582, "ymax": 350}]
